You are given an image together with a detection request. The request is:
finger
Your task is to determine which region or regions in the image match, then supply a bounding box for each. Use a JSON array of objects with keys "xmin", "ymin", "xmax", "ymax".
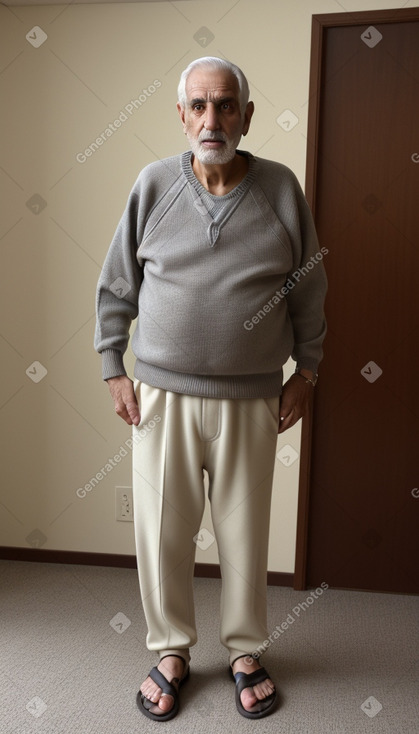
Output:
[
  {"xmin": 278, "ymin": 408, "xmax": 294, "ymax": 434},
  {"xmin": 279, "ymin": 398, "xmax": 294, "ymax": 422},
  {"xmin": 123, "ymin": 385, "xmax": 140, "ymax": 426},
  {"xmin": 279, "ymin": 405, "xmax": 292, "ymax": 421},
  {"xmin": 114, "ymin": 400, "xmax": 132, "ymax": 425},
  {"xmin": 279, "ymin": 405, "xmax": 304, "ymax": 432},
  {"xmin": 125, "ymin": 399, "xmax": 140, "ymax": 426}
]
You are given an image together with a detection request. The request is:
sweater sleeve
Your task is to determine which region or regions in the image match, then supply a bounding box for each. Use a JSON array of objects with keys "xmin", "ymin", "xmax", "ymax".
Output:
[
  {"xmin": 281, "ymin": 171, "xmax": 328, "ymax": 374},
  {"xmin": 94, "ymin": 182, "xmax": 143, "ymax": 380}
]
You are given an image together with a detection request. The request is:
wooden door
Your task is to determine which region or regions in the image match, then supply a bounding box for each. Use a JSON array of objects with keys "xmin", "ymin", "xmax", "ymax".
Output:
[{"xmin": 295, "ymin": 9, "xmax": 419, "ymax": 594}]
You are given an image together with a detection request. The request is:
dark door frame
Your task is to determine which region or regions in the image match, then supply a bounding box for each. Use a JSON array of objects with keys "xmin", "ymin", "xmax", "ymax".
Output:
[{"xmin": 294, "ymin": 5, "xmax": 419, "ymax": 590}]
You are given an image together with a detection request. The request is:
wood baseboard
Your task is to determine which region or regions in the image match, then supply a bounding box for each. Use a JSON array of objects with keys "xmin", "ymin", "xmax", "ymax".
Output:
[
  {"xmin": 0, "ymin": 547, "xmax": 294, "ymax": 587},
  {"xmin": 194, "ymin": 561, "xmax": 294, "ymax": 587}
]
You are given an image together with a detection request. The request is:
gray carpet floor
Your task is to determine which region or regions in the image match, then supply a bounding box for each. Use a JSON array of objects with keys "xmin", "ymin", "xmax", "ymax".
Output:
[{"xmin": 1, "ymin": 560, "xmax": 418, "ymax": 734}]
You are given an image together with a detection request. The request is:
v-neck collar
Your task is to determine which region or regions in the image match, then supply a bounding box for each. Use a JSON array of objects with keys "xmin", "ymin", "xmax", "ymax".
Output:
[
  {"xmin": 181, "ymin": 150, "xmax": 257, "ymax": 246},
  {"xmin": 181, "ymin": 150, "xmax": 256, "ymax": 200}
]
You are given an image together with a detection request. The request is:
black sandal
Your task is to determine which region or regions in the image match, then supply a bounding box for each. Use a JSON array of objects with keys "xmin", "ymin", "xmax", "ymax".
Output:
[
  {"xmin": 230, "ymin": 665, "xmax": 277, "ymax": 719},
  {"xmin": 137, "ymin": 658, "xmax": 190, "ymax": 722}
]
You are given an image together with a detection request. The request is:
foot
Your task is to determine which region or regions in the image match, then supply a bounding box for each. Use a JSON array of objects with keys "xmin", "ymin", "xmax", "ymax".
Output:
[
  {"xmin": 139, "ymin": 655, "xmax": 186, "ymax": 717},
  {"xmin": 232, "ymin": 656, "xmax": 275, "ymax": 713}
]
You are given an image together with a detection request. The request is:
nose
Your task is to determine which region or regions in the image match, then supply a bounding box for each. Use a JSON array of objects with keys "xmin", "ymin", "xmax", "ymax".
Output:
[{"xmin": 204, "ymin": 102, "xmax": 221, "ymax": 130}]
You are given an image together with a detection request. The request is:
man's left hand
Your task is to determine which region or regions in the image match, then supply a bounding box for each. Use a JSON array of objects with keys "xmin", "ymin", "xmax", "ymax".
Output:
[{"xmin": 278, "ymin": 374, "xmax": 313, "ymax": 434}]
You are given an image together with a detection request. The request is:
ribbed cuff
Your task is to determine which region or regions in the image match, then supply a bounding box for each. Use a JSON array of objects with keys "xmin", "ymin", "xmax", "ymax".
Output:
[
  {"xmin": 295, "ymin": 358, "xmax": 320, "ymax": 376},
  {"xmin": 100, "ymin": 349, "xmax": 126, "ymax": 380}
]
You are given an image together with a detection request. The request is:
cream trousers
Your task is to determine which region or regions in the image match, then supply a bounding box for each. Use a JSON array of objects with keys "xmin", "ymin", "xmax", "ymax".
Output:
[{"xmin": 132, "ymin": 381, "xmax": 279, "ymax": 667}]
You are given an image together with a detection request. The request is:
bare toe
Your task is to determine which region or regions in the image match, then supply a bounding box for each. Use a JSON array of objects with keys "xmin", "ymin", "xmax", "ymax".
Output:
[
  {"xmin": 231, "ymin": 657, "xmax": 276, "ymax": 714},
  {"xmin": 157, "ymin": 693, "xmax": 175, "ymax": 713},
  {"xmin": 240, "ymin": 687, "xmax": 258, "ymax": 710},
  {"xmin": 139, "ymin": 656, "xmax": 187, "ymax": 718},
  {"xmin": 253, "ymin": 679, "xmax": 275, "ymax": 701}
]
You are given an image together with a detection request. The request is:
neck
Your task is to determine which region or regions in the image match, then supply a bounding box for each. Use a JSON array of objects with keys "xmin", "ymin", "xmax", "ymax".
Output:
[{"xmin": 191, "ymin": 153, "xmax": 248, "ymax": 195}]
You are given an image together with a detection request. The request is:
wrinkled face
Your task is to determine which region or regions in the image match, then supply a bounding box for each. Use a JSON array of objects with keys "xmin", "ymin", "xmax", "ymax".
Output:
[{"xmin": 177, "ymin": 67, "xmax": 252, "ymax": 164}]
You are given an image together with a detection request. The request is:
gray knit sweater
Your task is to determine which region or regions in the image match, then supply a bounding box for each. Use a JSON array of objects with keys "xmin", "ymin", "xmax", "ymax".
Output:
[{"xmin": 94, "ymin": 150, "xmax": 327, "ymax": 399}]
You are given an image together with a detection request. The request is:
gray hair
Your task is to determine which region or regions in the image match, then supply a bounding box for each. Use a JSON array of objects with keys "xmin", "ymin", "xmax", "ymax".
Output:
[{"xmin": 177, "ymin": 57, "xmax": 250, "ymax": 115}]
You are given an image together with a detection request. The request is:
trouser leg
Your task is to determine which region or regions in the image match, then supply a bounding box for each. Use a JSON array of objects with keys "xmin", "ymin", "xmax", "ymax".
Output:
[
  {"xmin": 132, "ymin": 382, "xmax": 206, "ymax": 665},
  {"xmin": 204, "ymin": 396, "xmax": 280, "ymax": 666},
  {"xmin": 132, "ymin": 383, "xmax": 279, "ymax": 668}
]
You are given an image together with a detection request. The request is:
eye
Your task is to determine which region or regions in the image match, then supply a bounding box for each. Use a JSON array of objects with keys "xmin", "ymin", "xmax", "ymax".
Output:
[
  {"xmin": 192, "ymin": 104, "xmax": 204, "ymax": 112},
  {"xmin": 219, "ymin": 102, "xmax": 235, "ymax": 113}
]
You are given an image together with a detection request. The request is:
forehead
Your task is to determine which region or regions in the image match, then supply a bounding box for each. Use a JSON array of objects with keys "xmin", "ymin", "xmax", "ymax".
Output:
[{"xmin": 185, "ymin": 67, "xmax": 239, "ymax": 101}]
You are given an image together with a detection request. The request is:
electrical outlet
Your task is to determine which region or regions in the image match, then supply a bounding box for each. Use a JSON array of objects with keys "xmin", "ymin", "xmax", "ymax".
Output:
[{"xmin": 115, "ymin": 486, "xmax": 133, "ymax": 522}]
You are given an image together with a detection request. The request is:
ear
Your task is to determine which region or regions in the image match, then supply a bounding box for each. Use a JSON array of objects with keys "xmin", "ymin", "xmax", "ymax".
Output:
[
  {"xmin": 241, "ymin": 101, "xmax": 255, "ymax": 137},
  {"xmin": 177, "ymin": 102, "xmax": 187, "ymax": 133}
]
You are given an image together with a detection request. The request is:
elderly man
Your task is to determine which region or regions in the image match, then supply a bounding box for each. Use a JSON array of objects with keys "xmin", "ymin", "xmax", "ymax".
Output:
[{"xmin": 95, "ymin": 56, "xmax": 327, "ymax": 721}]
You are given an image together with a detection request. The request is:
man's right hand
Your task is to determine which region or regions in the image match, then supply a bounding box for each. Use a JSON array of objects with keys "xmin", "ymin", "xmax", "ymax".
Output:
[{"xmin": 106, "ymin": 376, "xmax": 140, "ymax": 426}]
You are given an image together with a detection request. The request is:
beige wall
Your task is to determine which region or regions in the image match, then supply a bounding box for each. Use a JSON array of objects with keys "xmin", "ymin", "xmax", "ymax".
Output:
[{"xmin": 1, "ymin": 0, "xmax": 415, "ymax": 571}]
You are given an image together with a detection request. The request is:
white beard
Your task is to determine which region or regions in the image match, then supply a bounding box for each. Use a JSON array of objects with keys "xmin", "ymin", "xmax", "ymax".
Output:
[{"xmin": 187, "ymin": 129, "xmax": 243, "ymax": 165}]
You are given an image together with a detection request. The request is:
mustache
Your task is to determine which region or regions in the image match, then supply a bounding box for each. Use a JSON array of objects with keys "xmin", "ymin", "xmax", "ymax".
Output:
[{"xmin": 198, "ymin": 131, "xmax": 227, "ymax": 143}]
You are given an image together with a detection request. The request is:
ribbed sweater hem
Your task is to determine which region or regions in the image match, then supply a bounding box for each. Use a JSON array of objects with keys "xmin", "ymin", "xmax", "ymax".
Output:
[{"xmin": 134, "ymin": 360, "xmax": 283, "ymax": 399}]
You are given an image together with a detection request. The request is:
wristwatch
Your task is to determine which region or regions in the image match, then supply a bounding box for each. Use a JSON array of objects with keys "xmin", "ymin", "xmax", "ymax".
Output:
[{"xmin": 294, "ymin": 369, "xmax": 318, "ymax": 387}]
